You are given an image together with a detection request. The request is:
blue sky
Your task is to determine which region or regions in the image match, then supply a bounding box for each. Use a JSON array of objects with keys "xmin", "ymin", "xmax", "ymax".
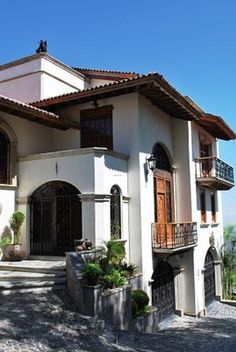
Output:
[{"xmin": 1, "ymin": 0, "xmax": 236, "ymax": 225}]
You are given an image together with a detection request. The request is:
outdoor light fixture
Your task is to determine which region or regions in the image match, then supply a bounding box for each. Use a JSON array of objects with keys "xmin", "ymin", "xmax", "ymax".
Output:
[{"xmin": 147, "ymin": 153, "xmax": 156, "ymax": 171}]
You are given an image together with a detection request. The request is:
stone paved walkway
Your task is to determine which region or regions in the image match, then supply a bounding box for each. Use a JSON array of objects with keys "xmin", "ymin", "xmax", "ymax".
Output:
[
  {"xmin": 114, "ymin": 300, "xmax": 236, "ymax": 351},
  {"xmin": 0, "ymin": 289, "xmax": 235, "ymax": 351}
]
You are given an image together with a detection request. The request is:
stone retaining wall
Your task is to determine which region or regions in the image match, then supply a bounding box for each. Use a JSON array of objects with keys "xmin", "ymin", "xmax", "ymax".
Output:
[{"xmin": 66, "ymin": 252, "xmax": 133, "ymax": 330}]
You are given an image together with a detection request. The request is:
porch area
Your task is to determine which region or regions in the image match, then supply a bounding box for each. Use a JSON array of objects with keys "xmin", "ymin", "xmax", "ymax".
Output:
[{"xmin": 17, "ymin": 147, "xmax": 129, "ymax": 257}]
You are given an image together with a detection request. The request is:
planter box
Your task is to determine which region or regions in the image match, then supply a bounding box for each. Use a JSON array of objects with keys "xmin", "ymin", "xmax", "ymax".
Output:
[
  {"xmin": 101, "ymin": 285, "xmax": 132, "ymax": 330},
  {"xmin": 66, "ymin": 252, "xmax": 132, "ymax": 330},
  {"xmin": 131, "ymin": 307, "xmax": 159, "ymax": 333},
  {"xmin": 127, "ymin": 273, "xmax": 143, "ymax": 290}
]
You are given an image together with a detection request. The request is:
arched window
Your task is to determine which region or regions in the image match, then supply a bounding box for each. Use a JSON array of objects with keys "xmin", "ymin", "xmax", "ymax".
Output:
[
  {"xmin": 153, "ymin": 143, "xmax": 171, "ymax": 172},
  {"xmin": 0, "ymin": 130, "xmax": 9, "ymax": 184},
  {"xmin": 110, "ymin": 185, "xmax": 121, "ymax": 239}
]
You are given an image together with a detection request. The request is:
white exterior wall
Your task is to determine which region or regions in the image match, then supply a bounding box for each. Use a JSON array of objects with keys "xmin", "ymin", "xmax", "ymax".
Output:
[
  {"xmin": 138, "ymin": 95, "xmax": 174, "ymax": 293},
  {"xmin": 0, "ymin": 112, "xmax": 54, "ymax": 156},
  {"xmin": 17, "ymin": 148, "xmax": 128, "ymax": 256},
  {"xmin": 190, "ymin": 122, "xmax": 224, "ymax": 314},
  {"xmin": 0, "ymin": 188, "xmax": 15, "ymax": 237},
  {"xmin": 0, "ymin": 55, "xmax": 85, "ymax": 102}
]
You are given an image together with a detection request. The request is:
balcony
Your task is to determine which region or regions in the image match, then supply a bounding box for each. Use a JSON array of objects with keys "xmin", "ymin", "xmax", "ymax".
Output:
[
  {"xmin": 152, "ymin": 222, "xmax": 198, "ymax": 253},
  {"xmin": 195, "ymin": 157, "xmax": 234, "ymax": 190}
]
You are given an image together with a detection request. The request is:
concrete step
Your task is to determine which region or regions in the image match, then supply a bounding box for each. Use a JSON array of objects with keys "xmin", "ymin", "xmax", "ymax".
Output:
[
  {"xmin": 28, "ymin": 255, "xmax": 66, "ymax": 261},
  {"xmin": 0, "ymin": 285, "xmax": 66, "ymax": 295},
  {"xmin": 0, "ymin": 260, "xmax": 66, "ymax": 274},
  {"xmin": 0, "ymin": 270, "xmax": 66, "ymax": 281},
  {"xmin": 0, "ymin": 278, "xmax": 66, "ymax": 291}
]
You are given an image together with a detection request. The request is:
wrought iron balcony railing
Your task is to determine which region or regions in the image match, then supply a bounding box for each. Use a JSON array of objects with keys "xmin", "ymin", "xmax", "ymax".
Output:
[
  {"xmin": 152, "ymin": 222, "xmax": 198, "ymax": 251},
  {"xmin": 195, "ymin": 157, "xmax": 234, "ymax": 190}
]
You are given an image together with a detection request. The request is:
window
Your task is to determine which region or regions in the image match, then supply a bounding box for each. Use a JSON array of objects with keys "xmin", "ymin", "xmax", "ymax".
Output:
[
  {"xmin": 200, "ymin": 190, "xmax": 206, "ymax": 223},
  {"xmin": 110, "ymin": 185, "xmax": 121, "ymax": 239},
  {"xmin": 80, "ymin": 105, "xmax": 113, "ymax": 149},
  {"xmin": 199, "ymin": 134, "xmax": 212, "ymax": 157},
  {"xmin": 153, "ymin": 143, "xmax": 171, "ymax": 172},
  {"xmin": 211, "ymin": 192, "xmax": 216, "ymax": 223},
  {"xmin": 0, "ymin": 130, "xmax": 9, "ymax": 184}
]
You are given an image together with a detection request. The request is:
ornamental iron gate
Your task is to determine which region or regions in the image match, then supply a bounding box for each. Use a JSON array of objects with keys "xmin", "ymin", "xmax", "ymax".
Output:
[
  {"xmin": 204, "ymin": 250, "xmax": 216, "ymax": 305},
  {"xmin": 30, "ymin": 181, "xmax": 82, "ymax": 256},
  {"xmin": 152, "ymin": 261, "xmax": 175, "ymax": 320}
]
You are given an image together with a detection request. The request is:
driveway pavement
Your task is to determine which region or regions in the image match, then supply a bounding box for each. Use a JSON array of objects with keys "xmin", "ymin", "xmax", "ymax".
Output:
[{"xmin": 0, "ymin": 289, "xmax": 235, "ymax": 351}]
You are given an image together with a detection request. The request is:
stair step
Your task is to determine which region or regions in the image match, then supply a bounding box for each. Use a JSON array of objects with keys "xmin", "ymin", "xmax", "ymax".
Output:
[
  {"xmin": 0, "ymin": 278, "xmax": 66, "ymax": 291},
  {"xmin": 28, "ymin": 255, "xmax": 66, "ymax": 261},
  {"xmin": 0, "ymin": 285, "xmax": 66, "ymax": 295},
  {"xmin": 0, "ymin": 260, "xmax": 66, "ymax": 274},
  {"xmin": 0, "ymin": 270, "xmax": 66, "ymax": 281}
]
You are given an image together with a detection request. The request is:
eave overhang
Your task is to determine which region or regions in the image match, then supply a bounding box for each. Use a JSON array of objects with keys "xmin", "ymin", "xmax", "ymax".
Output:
[
  {"xmin": 31, "ymin": 74, "xmax": 202, "ymax": 121},
  {"xmin": 0, "ymin": 95, "xmax": 71, "ymax": 130},
  {"xmin": 196, "ymin": 113, "xmax": 236, "ymax": 140}
]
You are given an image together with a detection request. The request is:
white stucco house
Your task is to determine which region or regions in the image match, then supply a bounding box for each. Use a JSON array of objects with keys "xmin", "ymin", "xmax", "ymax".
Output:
[{"xmin": 0, "ymin": 50, "xmax": 235, "ymax": 319}]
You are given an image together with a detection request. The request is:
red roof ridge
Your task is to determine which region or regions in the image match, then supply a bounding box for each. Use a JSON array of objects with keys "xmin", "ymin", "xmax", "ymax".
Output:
[{"xmin": 73, "ymin": 67, "xmax": 139, "ymax": 77}]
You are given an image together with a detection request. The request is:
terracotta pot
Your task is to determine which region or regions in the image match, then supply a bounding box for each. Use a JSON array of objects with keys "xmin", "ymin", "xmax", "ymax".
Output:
[{"xmin": 2, "ymin": 244, "xmax": 26, "ymax": 261}]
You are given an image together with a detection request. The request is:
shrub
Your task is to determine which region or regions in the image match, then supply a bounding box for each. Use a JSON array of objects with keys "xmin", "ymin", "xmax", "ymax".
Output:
[
  {"xmin": 101, "ymin": 269, "xmax": 127, "ymax": 289},
  {"xmin": 82, "ymin": 263, "xmax": 102, "ymax": 286},
  {"xmin": 119, "ymin": 262, "xmax": 137, "ymax": 277},
  {"xmin": 131, "ymin": 289, "xmax": 149, "ymax": 311},
  {"xmin": 9, "ymin": 211, "xmax": 25, "ymax": 244}
]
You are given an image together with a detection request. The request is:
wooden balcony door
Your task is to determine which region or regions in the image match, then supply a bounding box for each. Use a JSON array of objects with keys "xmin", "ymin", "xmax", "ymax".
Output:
[{"xmin": 154, "ymin": 170, "xmax": 174, "ymax": 247}]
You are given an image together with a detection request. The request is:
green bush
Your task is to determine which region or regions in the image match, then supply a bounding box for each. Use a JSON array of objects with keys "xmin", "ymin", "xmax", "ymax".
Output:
[
  {"xmin": 82, "ymin": 263, "xmax": 102, "ymax": 286},
  {"xmin": 9, "ymin": 211, "xmax": 25, "ymax": 244},
  {"xmin": 106, "ymin": 240, "xmax": 126, "ymax": 267},
  {"xmin": 131, "ymin": 289, "xmax": 149, "ymax": 311},
  {"xmin": 101, "ymin": 269, "xmax": 127, "ymax": 289},
  {"xmin": 119, "ymin": 262, "xmax": 137, "ymax": 277}
]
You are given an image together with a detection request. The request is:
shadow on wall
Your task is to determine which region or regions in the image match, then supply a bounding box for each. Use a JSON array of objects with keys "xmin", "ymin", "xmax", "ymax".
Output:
[{"xmin": 0, "ymin": 226, "xmax": 12, "ymax": 243}]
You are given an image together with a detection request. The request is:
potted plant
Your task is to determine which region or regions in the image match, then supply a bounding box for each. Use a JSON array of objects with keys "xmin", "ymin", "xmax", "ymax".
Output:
[{"xmin": 2, "ymin": 211, "xmax": 26, "ymax": 261}]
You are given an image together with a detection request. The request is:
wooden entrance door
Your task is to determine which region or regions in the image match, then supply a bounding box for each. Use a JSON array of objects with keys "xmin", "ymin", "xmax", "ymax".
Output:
[{"xmin": 154, "ymin": 170, "xmax": 174, "ymax": 247}]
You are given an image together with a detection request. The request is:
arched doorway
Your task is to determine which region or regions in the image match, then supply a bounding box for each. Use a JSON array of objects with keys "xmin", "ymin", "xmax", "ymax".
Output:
[
  {"xmin": 153, "ymin": 143, "xmax": 174, "ymax": 248},
  {"xmin": 204, "ymin": 250, "xmax": 216, "ymax": 305},
  {"xmin": 152, "ymin": 261, "xmax": 175, "ymax": 320},
  {"xmin": 30, "ymin": 181, "xmax": 82, "ymax": 256}
]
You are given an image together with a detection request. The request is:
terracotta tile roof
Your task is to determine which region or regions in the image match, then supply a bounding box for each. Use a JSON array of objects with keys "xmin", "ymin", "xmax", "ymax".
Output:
[
  {"xmin": 73, "ymin": 67, "xmax": 139, "ymax": 80},
  {"xmin": 0, "ymin": 95, "xmax": 70, "ymax": 130},
  {"xmin": 31, "ymin": 73, "xmax": 202, "ymax": 121}
]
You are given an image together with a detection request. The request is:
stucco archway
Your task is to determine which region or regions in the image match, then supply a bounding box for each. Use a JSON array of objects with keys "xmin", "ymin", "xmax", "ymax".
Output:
[
  {"xmin": 204, "ymin": 249, "xmax": 216, "ymax": 305},
  {"xmin": 29, "ymin": 181, "xmax": 82, "ymax": 256}
]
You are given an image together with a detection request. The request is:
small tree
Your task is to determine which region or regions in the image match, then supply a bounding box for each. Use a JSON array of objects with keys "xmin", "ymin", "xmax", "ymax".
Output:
[
  {"xmin": 221, "ymin": 224, "xmax": 236, "ymax": 299},
  {"xmin": 9, "ymin": 211, "xmax": 25, "ymax": 244}
]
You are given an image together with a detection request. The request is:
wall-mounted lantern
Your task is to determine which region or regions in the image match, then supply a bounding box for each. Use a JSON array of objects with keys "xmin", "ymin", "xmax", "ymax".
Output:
[{"xmin": 147, "ymin": 153, "xmax": 156, "ymax": 172}]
